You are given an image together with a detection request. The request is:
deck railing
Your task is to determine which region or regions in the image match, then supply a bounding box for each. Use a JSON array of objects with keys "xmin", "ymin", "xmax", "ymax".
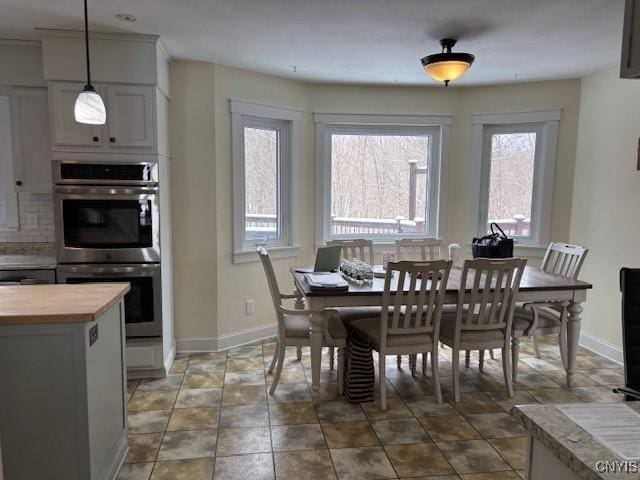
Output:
[{"xmin": 246, "ymin": 212, "xmax": 531, "ymax": 237}]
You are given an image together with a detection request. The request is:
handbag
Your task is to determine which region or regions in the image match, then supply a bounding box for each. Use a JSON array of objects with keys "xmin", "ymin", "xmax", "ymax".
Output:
[{"xmin": 472, "ymin": 223, "xmax": 514, "ymax": 258}]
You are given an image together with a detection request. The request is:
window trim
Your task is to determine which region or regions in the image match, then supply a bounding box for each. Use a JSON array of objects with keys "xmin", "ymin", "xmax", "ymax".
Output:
[
  {"xmin": 231, "ymin": 100, "xmax": 301, "ymax": 263},
  {"xmin": 470, "ymin": 109, "xmax": 561, "ymax": 247},
  {"xmin": 314, "ymin": 113, "xmax": 452, "ymax": 246}
]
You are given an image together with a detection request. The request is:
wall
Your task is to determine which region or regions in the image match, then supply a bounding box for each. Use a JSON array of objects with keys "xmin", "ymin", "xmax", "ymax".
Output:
[
  {"xmin": 569, "ymin": 67, "xmax": 640, "ymax": 352},
  {"xmin": 170, "ymin": 61, "xmax": 582, "ymax": 347},
  {"xmin": 0, "ymin": 192, "xmax": 54, "ymax": 243},
  {"xmin": 169, "ymin": 61, "xmax": 218, "ymax": 341},
  {"xmin": 0, "ymin": 42, "xmax": 53, "ymax": 244},
  {"xmin": 213, "ymin": 65, "xmax": 313, "ymax": 340}
]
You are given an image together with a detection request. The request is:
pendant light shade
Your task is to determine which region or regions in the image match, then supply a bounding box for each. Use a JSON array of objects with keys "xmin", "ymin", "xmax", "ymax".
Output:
[
  {"xmin": 75, "ymin": 0, "xmax": 106, "ymax": 125},
  {"xmin": 74, "ymin": 85, "xmax": 106, "ymax": 124},
  {"xmin": 421, "ymin": 39, "xmax": 475, "ymax": 87}
]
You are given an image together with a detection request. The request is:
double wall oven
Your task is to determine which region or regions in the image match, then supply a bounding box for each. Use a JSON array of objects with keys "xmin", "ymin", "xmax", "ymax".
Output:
[{"xmin": 54, "ymin": 160, "xmax": 162, "ymax": 337}]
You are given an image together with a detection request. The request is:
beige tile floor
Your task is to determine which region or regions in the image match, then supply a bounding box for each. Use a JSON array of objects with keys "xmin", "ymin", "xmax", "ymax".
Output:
[{"xmin": 117, "ymin": 335, "xmax": 625, "ymax": 480}]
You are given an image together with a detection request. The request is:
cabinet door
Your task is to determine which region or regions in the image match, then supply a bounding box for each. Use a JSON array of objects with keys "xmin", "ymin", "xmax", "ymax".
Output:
[
  {"xmin": 9, "ymin": 87, "xmax": 52, "ymax": 191},
  {"xmin": 106, "ymin": 85, "xmax": 155, "ymax": 149},
  {"xmin": 49, "ymin": 82, "xmax": 102, "ymax": 148}
]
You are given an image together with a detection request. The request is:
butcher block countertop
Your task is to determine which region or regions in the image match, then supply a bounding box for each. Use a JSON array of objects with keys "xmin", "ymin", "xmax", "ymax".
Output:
[{"xmin": 0, "ymin": 283, "xmax": 130, "ymax": 325}]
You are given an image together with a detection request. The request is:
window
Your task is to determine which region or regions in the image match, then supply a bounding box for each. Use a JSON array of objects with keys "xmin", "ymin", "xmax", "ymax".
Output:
[
  {"xmin": 231, "ymin": 100, "xmax": 300, "ymax": 262},
  {"xmin": 0, "ymin": 96, "xmax": 18, "ymax": 230},
  {"xmin": 471, "ymin": 110, "xmax": 561, "ymax": 246},
  {"xmin": 315, "ymin": 114, "xmax": 452, "ymax": 244}
]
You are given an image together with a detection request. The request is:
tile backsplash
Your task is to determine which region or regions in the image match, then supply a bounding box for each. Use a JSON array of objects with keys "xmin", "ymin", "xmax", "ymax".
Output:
[{"xmin": 0, "ymin": 192, "xmax": 55, "ymax": 243}]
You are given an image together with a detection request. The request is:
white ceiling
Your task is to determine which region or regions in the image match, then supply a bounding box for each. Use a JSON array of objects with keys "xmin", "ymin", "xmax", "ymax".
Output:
[{"xmin": 0, "ymin": 0, "xmax": 626, "ymax": 86}]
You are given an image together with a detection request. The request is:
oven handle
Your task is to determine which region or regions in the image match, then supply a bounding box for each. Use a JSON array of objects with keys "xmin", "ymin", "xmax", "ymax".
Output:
[
  {"xmin": 58, "ymin": 265, "xmax": 160, "ymax": 275},
  {"xmin": 54, "ymin": 185, "xmax": 159, "ymax": 195}
]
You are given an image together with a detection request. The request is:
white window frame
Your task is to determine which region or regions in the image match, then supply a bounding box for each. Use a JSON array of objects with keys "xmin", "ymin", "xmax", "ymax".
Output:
[
  {"xmin": 470, "ymin": 109, "xmax": 561, "ymax": 248},
  {"xmin": 314, "ymin": 113, "xmax": 452, "ymax": 246},
  {"xmin": 231, "ymin": 100, "xmax": 301, "ymax": 263},
  {"xmin": 0, "ymin": 96, "xmax": 18, "ymax": 231}
]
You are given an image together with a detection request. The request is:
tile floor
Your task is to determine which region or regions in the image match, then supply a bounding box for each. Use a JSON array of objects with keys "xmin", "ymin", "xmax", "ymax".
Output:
[{"xmin": 117, "ymin": 335, "xmax": 625, "ymax": 480}]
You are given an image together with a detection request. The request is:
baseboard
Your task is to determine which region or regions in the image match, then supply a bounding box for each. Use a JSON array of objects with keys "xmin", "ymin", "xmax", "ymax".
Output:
[
  {"xmin": 579, "ymin": 331, "xmax": 623, "ymax": 365},
  {"xmin": 163, "ymin": 337, "xmax": 176, "ymax": 373},
  {"xmin": 176, "ymin": 323, "xmax": 277, "ymax": 353}
]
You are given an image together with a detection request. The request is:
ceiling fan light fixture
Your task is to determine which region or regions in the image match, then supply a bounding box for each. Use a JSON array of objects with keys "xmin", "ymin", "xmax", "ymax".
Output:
[{"xmin": 421, "ymin": 38, "xmax": 475, "ymax": 87}]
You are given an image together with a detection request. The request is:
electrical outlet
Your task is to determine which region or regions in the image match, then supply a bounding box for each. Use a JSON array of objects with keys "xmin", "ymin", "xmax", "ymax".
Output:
[
  {"xmin": 23, "ymin": 213, "xmax": 38, "ymax": 230},
  {"xmin": 245, "ymin": 299, "xmax": 255, "ymax": 315}
]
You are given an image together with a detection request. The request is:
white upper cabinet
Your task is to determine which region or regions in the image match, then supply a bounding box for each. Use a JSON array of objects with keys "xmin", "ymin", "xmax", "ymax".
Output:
[
  {"xmin": 9, "ymin": 87, "xmax": 52, "ymax": 191},
  {"xmin": 106, "ymin": 85, "xmax": 155, "ymax": 149},
  {"xmin": 50, "ymin": 82, "xmax": 102, "ymax": 148},
  {"xmin": 49, "ymin": 81, "xmax": 156, "ymax": 153}
]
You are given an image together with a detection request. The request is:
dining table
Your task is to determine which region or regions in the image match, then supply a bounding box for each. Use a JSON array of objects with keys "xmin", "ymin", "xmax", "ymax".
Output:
[{"xmin": 291, "ymin": 265, "xmax": 593, "ymax": 401}]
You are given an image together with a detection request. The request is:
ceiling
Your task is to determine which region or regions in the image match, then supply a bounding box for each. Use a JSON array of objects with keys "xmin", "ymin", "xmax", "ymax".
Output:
[{"xmin": 0, "ymin": 0, "xmax": 626, "ymax": 86}]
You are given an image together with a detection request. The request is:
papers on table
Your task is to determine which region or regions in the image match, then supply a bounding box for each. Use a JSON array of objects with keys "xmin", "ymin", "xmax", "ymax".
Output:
[
  {"xmin": 557, "ymin": 404, "xmax": 640, "ymax": 460},
  {"xmin": 304, "ymin": 273, "xmax": 349, "ymax": 291}
]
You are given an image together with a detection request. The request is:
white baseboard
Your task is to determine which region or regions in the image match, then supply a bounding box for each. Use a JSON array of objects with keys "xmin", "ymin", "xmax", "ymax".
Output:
[
  {"xmin": 176, "ymin": 323, "xmax": 277, "ymax": 353},
  {"xmin": 163, "ymin": 337, "xmax": 176, "ymax": 373},
  {"xmin": 579, "ymin": 331, "xmax": 623, "ymax": 365}
]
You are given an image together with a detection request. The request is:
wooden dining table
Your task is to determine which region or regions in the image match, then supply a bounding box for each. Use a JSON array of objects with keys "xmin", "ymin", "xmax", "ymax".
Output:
[{"xmin": 291, "ymin": 265, "xmax": 592, "ymax": 401}]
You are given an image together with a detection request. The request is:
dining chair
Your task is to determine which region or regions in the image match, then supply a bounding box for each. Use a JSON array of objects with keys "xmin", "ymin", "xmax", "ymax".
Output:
[
  {"xmin": 325, "ymin": 239, "xmax": 380, "ymax": 370},
  {"xmin": 394, "ymin": 237, "xmax": 445, "ymax": 374},
  {"xmin": 351, "ymin": 259, "xmax": 453, "ymax": 409},
  {"xmin": 511, "ymin": 243, "xmax": 588, "ymax": 381},
  {"xmin": 258, "ymin": 247, "xmax": 347, "ymax": 394},
  {"xmin": 440, "ymin": 257, "xmax": 527, "ymax": 402}
]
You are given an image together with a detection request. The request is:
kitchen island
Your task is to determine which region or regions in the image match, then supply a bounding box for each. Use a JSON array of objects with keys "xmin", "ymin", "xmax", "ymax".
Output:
[
  {"xmin": 512, "ymin": 402, "xmax": 639, "ymax": 480},
  {"xmin": 0, "ymin": 283, "xmax": 130, "ymax": 480}
]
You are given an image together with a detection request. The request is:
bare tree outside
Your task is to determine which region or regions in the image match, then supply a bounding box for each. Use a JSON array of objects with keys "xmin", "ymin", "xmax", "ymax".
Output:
[
  {"xmin": 330, "ymin": 134, "xmax": 430, "ymax": 235},
  {"xmin": 242, "ymin": 127, "xmax": 536, "ymax": 240},
  {"xmin": 487, "ymin": 132, "xmax": 535, "ymax": 236},
  {"xmin": 244, "ymin": 127, "xmax": 278, "ymax": 239}
]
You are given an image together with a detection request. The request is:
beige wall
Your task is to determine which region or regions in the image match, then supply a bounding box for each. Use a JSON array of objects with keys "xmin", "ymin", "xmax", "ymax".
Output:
[
  {"xmin": 569, "ymin": 67, "xmax": 640, "ymax": 349},
  {"xmin": 170, "ymin": 61, "xmax": 582, "ymax": 343},
  {"xmin": 169, "ymin": 61, "xmax": 218, "ymax": 339}
]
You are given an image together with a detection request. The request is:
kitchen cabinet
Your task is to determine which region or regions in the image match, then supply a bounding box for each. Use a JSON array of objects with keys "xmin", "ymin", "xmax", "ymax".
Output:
[
  {"xmin": 9, "ymin": 87, "xmax": 52, "ymax": 191},
  {"xmin": 49, "ymin": 81, "xmax": 103, "ymax": 148},
  {"xmin": 106, "ymin": 84, "xmax": 155, "ymax": 149},
  {"xmin": 621, "ymin": 0, "xmax": 640, "ymax": 78},
  {"xmin": 49, "ymin": 81, "xmax": 156, "ymax": 152}
]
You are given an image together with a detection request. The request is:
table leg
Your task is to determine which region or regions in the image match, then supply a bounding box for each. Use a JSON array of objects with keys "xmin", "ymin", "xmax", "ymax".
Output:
[
  {"xmin": 566, "ymin": 301, "xmax": 583, "ymax": 388},
  {"xmin": 309, "ymin": 311, "xmax": 324, "ymax": 400}
]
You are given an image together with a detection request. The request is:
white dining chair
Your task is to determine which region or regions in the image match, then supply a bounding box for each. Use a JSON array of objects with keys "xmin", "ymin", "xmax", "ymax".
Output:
[
  {"xmin": 394, "ymin": 237, "xmax": 445, "ymax": 374},
  {"xmin": 351, "ymin": 259, "xmax": 453, "ymax": 409},
  {"xmin": 440, "ymin": 257, "xmax": 527, "ymax": 402},
  {"xmin": 325, "ymin": 239, "xmax": 380, "ymax": 369},
  {"xmin": 511, "ymin": 243, "xmax": 588, "ymax": 381},
  {"xmin": 258, "ymin": 247, "xmax": 347, "ymax": 394}
]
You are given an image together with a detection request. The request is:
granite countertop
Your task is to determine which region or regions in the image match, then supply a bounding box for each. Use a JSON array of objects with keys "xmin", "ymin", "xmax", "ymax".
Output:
[
  {"xmin": 0, "ymin": 243, "xmax": 56, "ymax": 270},
  {"xmin": 512, "ymin": 403, "xmax": 640, "ymax": 480},
  {"xmin": 0, "ymin": 283, "xmax": 130, "ymax": 325},
  {"xmin": 0, "ymin": 254, "xmax": 57, "ymax": 270}
]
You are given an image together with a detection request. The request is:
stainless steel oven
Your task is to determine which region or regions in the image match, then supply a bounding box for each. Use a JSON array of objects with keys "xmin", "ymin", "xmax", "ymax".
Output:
[
  {"xmin": 56, "ymin": 263, "xmax": 162, "ymax": 337},
  {"xmin": 54, "ymin": 184, "xmax": 160, "ymax": 264}
]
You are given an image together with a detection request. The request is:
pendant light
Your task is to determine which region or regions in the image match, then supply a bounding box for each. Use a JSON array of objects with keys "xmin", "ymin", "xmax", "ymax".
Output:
[
  {"xmin": 74, "ymin": 0, "xmax": 106, "ymax": 125},
  {"xmin": 421, "ymin": 38, "xmax": 475, "ymax": 87}
]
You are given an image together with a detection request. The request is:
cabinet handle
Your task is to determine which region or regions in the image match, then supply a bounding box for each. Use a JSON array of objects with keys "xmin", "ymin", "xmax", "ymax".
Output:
[
  {"xmin": 15, "ymin": 180, "xmax": 22, "ymax": 187},
  {"xmin": 92, "ymin": 136, "xmax": 99, "ymax": 142},
  {"xmin": 110, "ymin": 137, "xmax": 116, "ymax": 143}
]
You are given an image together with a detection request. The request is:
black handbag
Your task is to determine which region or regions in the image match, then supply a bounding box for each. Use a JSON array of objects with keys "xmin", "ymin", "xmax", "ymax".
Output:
[{"xmin": 472, "ymin": 223, "xmax": 514, "ymax": 258}]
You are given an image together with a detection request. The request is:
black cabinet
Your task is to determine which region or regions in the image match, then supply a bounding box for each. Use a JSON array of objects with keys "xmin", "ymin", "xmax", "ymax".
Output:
[{"xmin": 621, "ymin": 0, "xmax": 640, "ymax": 78}]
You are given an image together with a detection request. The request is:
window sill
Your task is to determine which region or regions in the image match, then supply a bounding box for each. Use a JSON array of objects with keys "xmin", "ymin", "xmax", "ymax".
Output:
[{"xmin": 233, "ymin": 245, "xmax": 300, "ymax": 264}]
